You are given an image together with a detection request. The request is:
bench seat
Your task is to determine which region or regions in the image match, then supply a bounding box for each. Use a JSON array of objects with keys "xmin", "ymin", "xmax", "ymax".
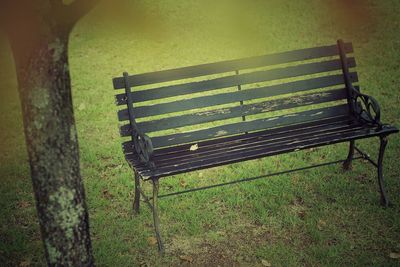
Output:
[{"xmin": 125, "ymin": 117, "xmax": 397, "ymax": 179}]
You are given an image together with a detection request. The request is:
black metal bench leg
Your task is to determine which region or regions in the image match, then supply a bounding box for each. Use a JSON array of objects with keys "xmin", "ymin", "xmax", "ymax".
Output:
[
  {"xmin": 343, "ymin": 140, "xmax": 355, "ymax": 170},
  {"xmin": 133, "ymin": 171, "xmax": 141, "ymax": 215},
  {"xmin": 152, "ymin": 178, "xmax": 164, "ymax": 254},
  {"xmin": 377, "ymin": 136, "xmax": 389, "ymax": 207}
]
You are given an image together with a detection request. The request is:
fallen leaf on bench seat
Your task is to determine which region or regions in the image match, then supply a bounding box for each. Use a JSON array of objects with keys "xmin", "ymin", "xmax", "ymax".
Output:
[
  {"xmin": 189, "ymin": 144, "xmax": 198, "ymax": 151},
  {"xmin": 179, "ymin": 255, "xmax": 193, "ymax": 263}
]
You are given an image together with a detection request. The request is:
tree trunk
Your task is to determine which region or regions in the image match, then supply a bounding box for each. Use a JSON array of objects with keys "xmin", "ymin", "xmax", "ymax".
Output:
[{"xmin": 10, "ymin": 25, "xmax": 94, "ymax": 266}]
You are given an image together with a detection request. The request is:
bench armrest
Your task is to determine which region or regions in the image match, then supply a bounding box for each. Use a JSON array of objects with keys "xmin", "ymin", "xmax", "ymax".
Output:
[
  {"xmin": 132, "ymin": 131, "xmax": 154, "ymax": 164},
  {"xmin": 122, "ymin": 72, "xmax": 154, "ymax": 165},
  {"xmin": 349, "ymin": 86, "xmax": 382, "ymax": 128}
]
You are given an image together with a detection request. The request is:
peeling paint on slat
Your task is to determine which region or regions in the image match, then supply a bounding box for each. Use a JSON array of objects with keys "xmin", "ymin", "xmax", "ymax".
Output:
[
  {"xmin": 311, "ymin": 111, "xmax": 323, "ymax": 116},
  {"xmin": 215, "ymin": 130, "xmax": 228, "ymax": 137},
  {"xmin": 196, "ymin": 108, "xmax": 231, "ymax": 116}
]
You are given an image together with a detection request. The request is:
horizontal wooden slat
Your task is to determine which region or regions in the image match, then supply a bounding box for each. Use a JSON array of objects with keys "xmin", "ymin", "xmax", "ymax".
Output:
[
  {"xmin": 118, "ymin": 72, "xmax": 357, "ymax": 120},
  {"xmin": 120, "ymin": 89, "xmax": 347, "ymax": 134},
  {"xmin": 149, "ymin": 104, "xmax": 349, "ymax": 148},
  {"xmin": 115, "ymin": 58, "xmax": 356, "ymax": 105},
  {"xmin": 113, "ymin": 42, "xmax": 353, "ymax": 88}
]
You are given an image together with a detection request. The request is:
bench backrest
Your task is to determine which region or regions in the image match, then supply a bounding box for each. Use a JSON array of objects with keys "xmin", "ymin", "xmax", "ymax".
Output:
[{"xmin": 114, "ymin": 41, "xmax": 358, "ymax": 149}]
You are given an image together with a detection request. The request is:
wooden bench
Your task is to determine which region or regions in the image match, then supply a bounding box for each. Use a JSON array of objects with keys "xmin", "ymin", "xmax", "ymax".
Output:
[{"xmin": 112, "ymin": 40, "xmax": 398, "ymax": 253}]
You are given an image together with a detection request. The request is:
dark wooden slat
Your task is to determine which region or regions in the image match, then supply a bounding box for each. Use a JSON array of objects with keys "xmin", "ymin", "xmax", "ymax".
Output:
[
  {"xmin": 115, "ymin": 58, "xmax": 356, "ymax": 105},
  {"xmin": 137, "ymin": 126, "xmax": 392, "ymax": 178},
  {"xmin": 122, "ymin": 116, "xmax": 352, "ymax": 154},
  {"xmin": 121, "ymin": 89, "xmax": 347, "ymax": 133},
  {"xmin": 149, "ymin": 104, "xmax": 349, "ymax": 147},
  {"xmin": 118, "ymin": 72, "xmax": 358, "ymax": 120},
  {"xmin": 113, "ymin": 43, "xmax": 354, "ymax": 88}
]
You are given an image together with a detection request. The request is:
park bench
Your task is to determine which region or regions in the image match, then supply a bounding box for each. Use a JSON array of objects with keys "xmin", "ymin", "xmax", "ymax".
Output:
[{"xmin": 112, "ymin": 40, "xmax": 398, "ymax": 253}]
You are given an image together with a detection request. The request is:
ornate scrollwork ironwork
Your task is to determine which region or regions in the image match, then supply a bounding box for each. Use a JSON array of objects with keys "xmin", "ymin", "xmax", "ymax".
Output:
[
  {"xmin": 133, "ymin": 131, "xmax": 154, "ymax": 163},
  {"xmin": 350, "ymin": 87, "xmax": 382, "ymax": 128}
]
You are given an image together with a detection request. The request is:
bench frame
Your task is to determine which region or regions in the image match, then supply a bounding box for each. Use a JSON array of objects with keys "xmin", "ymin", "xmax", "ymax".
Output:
[{"xmin": 114, "ymin": 40, "xmax": 398, "ymax": 254}]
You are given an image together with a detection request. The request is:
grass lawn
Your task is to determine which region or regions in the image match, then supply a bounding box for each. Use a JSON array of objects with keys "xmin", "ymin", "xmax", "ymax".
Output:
[{"xmin": 1, "ymin": 0, "xmax": 400, "ymax": 266}]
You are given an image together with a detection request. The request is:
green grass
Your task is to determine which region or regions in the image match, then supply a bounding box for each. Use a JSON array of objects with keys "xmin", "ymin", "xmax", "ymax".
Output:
[{"xmin": 1, "ymin": 0, "xmax": 400, "ymax": 266}]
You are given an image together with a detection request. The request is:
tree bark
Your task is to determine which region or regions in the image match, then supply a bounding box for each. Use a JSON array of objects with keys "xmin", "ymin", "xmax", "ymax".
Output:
[{"xmin": 10, "ymin": 22, "xmax": 94, "ymax": 266}]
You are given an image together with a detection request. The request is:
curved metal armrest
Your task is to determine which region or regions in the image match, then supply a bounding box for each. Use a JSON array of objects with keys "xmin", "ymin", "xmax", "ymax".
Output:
[
  {"xmin": 123, "ymin": 72, "xmax": 154, "ymax": 165},
  {"xmin": 133, "ymin": 131, "xmax": 154, "ymax": 164},
  {"xmin": 350, "ymin": 86, "xmax": 382, "ymax": 127}
]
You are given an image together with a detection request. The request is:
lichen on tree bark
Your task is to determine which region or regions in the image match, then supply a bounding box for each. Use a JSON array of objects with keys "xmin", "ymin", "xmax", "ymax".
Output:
[{"xmin": 6, "ymin": 9, "xmax": 95, "ymax": 266}]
